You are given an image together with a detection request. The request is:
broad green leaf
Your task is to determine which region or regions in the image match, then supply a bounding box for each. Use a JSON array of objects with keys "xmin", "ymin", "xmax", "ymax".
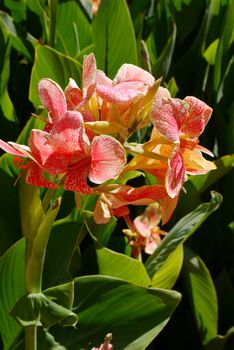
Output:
[
  {"xmin": 0, "ymin": 11, "xmax": 35, "ymax": 61},
  {"xmin": 0, "ymin": 154, "xmax": 21, "ymax": 256},
  {"xmin": 29, "ymin": 45, "xmax": 82, "ymax": 107},
  {"xmin": 92, "ymin": 0, "xmax": 137, "ymax": 78},
  {"xmin": 11, "ymin": 292, "xmax": 77, "ymax": 328},
  {"xmin": 145, "ymin": 192, "xmax": 222, "ymax": 278},
  {"xmin": 53, "ymin": 275, "xmax": 181, "ymax": 349},
  {"xmin": 206, "ymin": 327, "xmax": 234, "ymax": 350},
  {"xmin": 0, "ymin": 239, "xmax": 25, "ymax": 349},
  {"xmin": 43, "ymin": 219, "xmax": 84, "ymax": 289},
  {"xmin": 151, "ymin": 244, "xmax": 184, "ymax": 289},
  {"xmin": 44, "ymin": 281, "xmax": 74, "ymax": 310},
  {"xmin": 96, "ymin": 247, "xmax": 151, "ymax": 287},
  {"xmin": 56, "ymin": 0, "xmax": 92, "ymax": 58},
  {"xmin": 3, "ymin": 0, "xmax": 26, "ymax": 23},
  {"xmin": 183, "ymin": 247, "xmax": 218, "ymax": 345}
]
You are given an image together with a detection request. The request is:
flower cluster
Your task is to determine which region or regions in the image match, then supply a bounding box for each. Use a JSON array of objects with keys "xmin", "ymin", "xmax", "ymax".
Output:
[{"xmin": 0, "ymin": 53, "xmax": 216, "ymax": 255}]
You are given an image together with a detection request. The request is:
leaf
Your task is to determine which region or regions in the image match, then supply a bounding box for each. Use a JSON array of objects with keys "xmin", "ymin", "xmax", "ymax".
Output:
[
  {"xmin": 56, "ymin": 0, "xmax": 92, "ymax": 58},
  {"xmin": 0, "ymin": 10, "xmax": 35, "ymax": 61},
  {"xmin": 152, "ymin": 23, "xmax": 177, "ymax": 78},
  {"xmin": 96, "ymin": 247, "xmax": 151, "ymax": 287},
  {"xmin": 183, "ymin": 247, "xmax": 218, "ymax": 345},
  {"xmin": 83, "ymin": 210, "xmax": 116, "ymax": 246},
  {"xmin": 3, "ymin": 0, "xmax": 26, "ymax": 23},
  {"xmin": 0, "ymin": 154, "xmax": 21, "ymax": 256},
  {"xmin": 11, "ymin": 292, "xmax": 78, "ymax": 328},
  {"xmin": 151, "ymin": 244, "xmax": 184, "ymax": 289},
  {"xmin": 145, "ymin": 192, "xmax": 222, "ymax": 278},
  {"xmin": 53, "ymin": 275, "xmax": 181, "ymax": 349},
  {"xmin": 92, "ymin": 0, "xmax": 137, "ymax": 78},
  {"xmin": 203, "ymin": 38, "xmax": 219, "ymax": 65},
  {"xmin": 29, "ymin": 45, "xmax": 82, "ymax": 107},
  {"xmin": 43, "ymin": 219, "xmax": 83, "ymax": 289},
  {"xmin": 177, "ymin": 155, "xmax": 234, "ymax": 216},
  {"xmin": 0, "ymin": 238, "xmax": 25, "ymax": 349}
]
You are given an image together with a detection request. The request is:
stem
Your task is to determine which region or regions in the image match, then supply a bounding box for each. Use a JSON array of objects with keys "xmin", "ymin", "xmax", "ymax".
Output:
[
  {"xmin": 25, "ymin": 326, "xmax": 37, "ymax": 350},
  {"xmin": 48, "ymin": 0, "xmax": 58, "ymax": 47}
]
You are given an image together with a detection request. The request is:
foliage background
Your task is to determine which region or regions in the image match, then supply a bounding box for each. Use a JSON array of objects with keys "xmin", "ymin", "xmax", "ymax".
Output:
[{"xmin": 0, "ymin": 0, "xmax": 233, "ymax": 349}]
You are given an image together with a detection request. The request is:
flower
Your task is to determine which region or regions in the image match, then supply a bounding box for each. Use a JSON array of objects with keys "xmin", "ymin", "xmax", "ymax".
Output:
[
  {"xmin": 124, "ymin": 203, "xmax": 166, "ymax": 257},
  {"xmin": 150, "ymin": 94, "xmax": 216, "ymax": 197},
  {"xmin": 0, "ymin": 78, "xmax": 126, "ymax": 192},
  {"xmin": 65, "ymin": 54, "xmax": 161, "ymax": 140},
  {"xmin": 93, "ymin": 184, "xmax": 167, "ymax": 224}
]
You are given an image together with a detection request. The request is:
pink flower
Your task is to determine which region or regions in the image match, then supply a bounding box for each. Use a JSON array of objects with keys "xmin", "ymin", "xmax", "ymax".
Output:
[
  {"xmin": 127, "ymin": 203, "xmax": 166, "ymax": 256},
  {"xmin": 0, "ymin": 79, "xmax": 126, "ymax": 191},
  {"xmin": 149, "ymin": 95, "xmax": 216, "ymax": 198}
]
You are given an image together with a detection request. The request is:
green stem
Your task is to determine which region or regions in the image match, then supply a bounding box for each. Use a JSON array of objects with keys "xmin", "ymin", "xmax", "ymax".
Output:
[
  {"xmin": 48, "ymin": 0, "xmax": 58, "ymax": 47},
  {"xmin": 25, "ymin": 326, "xmax": 37, "ymax": 350}
]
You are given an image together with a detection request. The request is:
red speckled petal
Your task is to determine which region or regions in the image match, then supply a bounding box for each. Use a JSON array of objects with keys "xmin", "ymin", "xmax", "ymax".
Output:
[
  {"xmin": 82, "ymin": 53, "xmax": 96, "ymax": 96},
  {"xmin": 38, "ymin": 79, "xmax": 67, "ymax": 122},
  {"xmin": 26, "ymin": 162, "xmax": 57, "ymax": 189},
  {"xmin": 166, "ymin": 149, "xmax": 185, "ymax": 198},
  {"xmin": 151, "ymin": 98, "xmax": 182, "ymax": 143},
  {"xmin": 89, "ymin": 136, "xmax": 126, "ymax": 184},
  {"xmin": 64, "ymin": 162, "xmax": 93, "ymax": 194},
  {"xmin": 181, "ymin": 96, "xmax": 213, "ymax": 137}
]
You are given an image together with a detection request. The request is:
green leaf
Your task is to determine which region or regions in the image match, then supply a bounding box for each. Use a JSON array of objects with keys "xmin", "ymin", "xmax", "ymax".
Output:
[
  {"xmin": 11, "ymin": 292, "xmax": 78, "ymax": 328},
  {"xmin": 96, "ymin": 247, "xmax": 151, "ymax": 287},
  {"xmin": 152, "ymin": 23, "xmax": 177, "ymax": 78},
  {"xmin": 56, "ymin": 0, "xmax": 92, "ymax": 58},
  {"xmin": 151, "ymin": 244, "xmax": 184, "ymax": 289},
  {"xmin": 53, "ymin": 275, "xmax": 181, "ymax": 349},
  {"xmin": 0, "ymin": 10, "xmax": 35, "ymax": 61},
  {"xmin": 0, "ymin": 239, "xmax": 25, "ymax": 349},
  {"xmin": 83, "ymin": 210, "xmax": 116, "ymax": 246},
  {"xmin": 203, "ymin": 38, "xmax": 219, "ymax": 65},
  {"xmin": 92, "ymin": 0, "xmax": 137, "ymax": 78},
  {"xmin": 145, "ymin": 192, "xmax": 222, "ymax": 278},
  {"xmin": 183, "ymin": 247, "xmax": 218, "ymax": 345},
  {"xmin": 206, "ymin": 327, "xmax": 234, "ymax": 350},
  {"xmin": 44, "ymin": 281, "xmax": 74, "ymax": 310},
  {"xmin": 0, "ymin": 154, "xmax": 21, "ymax": 256},
  {"xmin": 3, "ymin": 0, "xmax": 26, "ymax": 23},
  {"xmin": 29, "ymin": 45, "xmax": 82, "ymax": 107},
  {"xmin": 177, "ymin": 155, "xmax": 234, "ymax": 217}
]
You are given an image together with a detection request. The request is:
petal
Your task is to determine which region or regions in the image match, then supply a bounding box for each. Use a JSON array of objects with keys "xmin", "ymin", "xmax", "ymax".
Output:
[
  {"xmin": 155, "ymin": 86, "xmax": 171, "ymax": 100},
  {"xmin": 151, "ymin": 98, "xmax": 181, "ymax": 143},
  {"xmin": 166, "ymin": 149, "xmax": 185, "ymax": 198},
  {"xmin": 89, "ymin": 135, "xmax": 126, "ymax": 184},
  {"xmin": 183, "ymin": 148, "xmax": 216, "ymax": 175},
  {"xmin": 64, "ymin": 162, "xmax": 93, "ymax": 194},
  {"xmin": 50, "ymin": 112, "xmax": 90, "ymax": 156},
  {"xmin": 159, "ymin": 194, "xmax": 180, "ymax": 224},
  {"xmin": 82, "ymin": 53, "xmax": 97, "ymax": 96},
  {"xmin": 113, "ymin": 64, "xmax": 154, "ymax": 86},
  {"xmin": 181, "ymin": 96, "xmax": 213, "ymax": 137},
  {"xmin": 26, "ymin": 162, "xmax": 57, "ymax": 189},
  {"xmin": 65, "ymin": 78, "xmax": 83, "ymax": 109},
  {"xmin": 95, "ymin": 70, "xmax": 112, "ymax": 86},
  {"xmin": 0, "ymin": 139, "xmax": 27, "ymax": 157},
  {"xmin": 134, "ymin": 217, "xmax": 150, "ymax": 237},
  {"xmin": 38, "ymin": 79, "xmax": 67, "ymax": 122},
  {"xmin": 96, "ymin": 82, "xmax": 150, "ymax": 104},
  {"xmin": 94, "ymin": 196, "xmax": 113, "ymax": 224}
]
